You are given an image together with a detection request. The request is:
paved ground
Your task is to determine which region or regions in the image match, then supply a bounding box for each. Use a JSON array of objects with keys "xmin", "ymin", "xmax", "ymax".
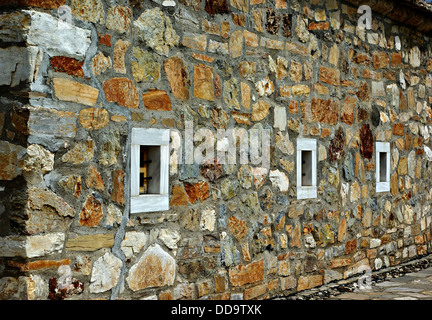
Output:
[
  {"xmin": 331, "ymin": 266, "xmax": 432, "ymax": 300},
  {"xmin": 276, "ymin": 255, "xmax": 432, "ymax": 300}
]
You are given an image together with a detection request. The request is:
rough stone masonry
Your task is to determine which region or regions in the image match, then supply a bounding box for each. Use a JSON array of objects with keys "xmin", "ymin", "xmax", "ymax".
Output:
[{"xmin": 1, "ymin": 0, "xmax": 432, "ymax": 300}]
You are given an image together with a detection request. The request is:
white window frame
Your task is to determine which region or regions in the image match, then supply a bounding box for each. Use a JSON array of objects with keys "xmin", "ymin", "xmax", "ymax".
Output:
[
  {"xmin": 376, "ymin": 142, "xmax": 390, "ymax": 193},
  {"xmin": 130, "ymin": 128, "xmax": 170, "ymax": 213},
  {"xmin": 296, "ymin": 138, "xmax": 317, "ymax": 200}
]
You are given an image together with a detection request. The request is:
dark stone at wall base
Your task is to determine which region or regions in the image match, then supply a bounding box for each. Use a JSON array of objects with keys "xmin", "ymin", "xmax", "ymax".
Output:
[
  {"xmin": 329, "ymin": 127, "xmax": 345, "ymax": 162},
  {"xmin": 204, "ymin": 0, "xmax": 228, "ymax": 14},
  {"xmin": 371, "ymin": 105, "xmax": 380, "ymax": 127},
  {"xmin": 360, "ymin": 124, "xmax": 373, "ymax": 160}
]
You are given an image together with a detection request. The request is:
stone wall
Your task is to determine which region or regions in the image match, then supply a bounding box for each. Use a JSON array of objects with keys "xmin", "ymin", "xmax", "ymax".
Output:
[{"xmin": 1, "ymin": 0, "xmax": 432, "ymax": 300}]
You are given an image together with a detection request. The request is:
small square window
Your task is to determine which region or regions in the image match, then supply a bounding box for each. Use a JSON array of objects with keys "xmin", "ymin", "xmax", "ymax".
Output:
[
  {"xmin": 296, "ymin": 138, "xmax": 317, "ymax": 200},
  {"xmin": 376, "ymin": 142, "xmax": 390, "ymax": 193},
  {"xmin": 131, "ymin": 128, "xmax": 170, "ymax": 213}
]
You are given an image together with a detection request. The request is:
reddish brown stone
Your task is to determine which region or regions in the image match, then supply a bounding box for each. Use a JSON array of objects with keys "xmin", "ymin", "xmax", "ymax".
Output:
[
  {"xmin": 390, "ymin": 52, "xmax": 402, "ymax": 68},
  {"xmin": 391, "ymin": 173, "xmax": 398, "ymax": 196},
  {"xmin": 8, "ymin": 259, "xmax": 70, "ymax": 271},
  {"xmin": 345, "ymin": 239, "xmax": 357, "ymax": 254},
  {"xmin": 282, "ymin": 13, "xmax": 293, "ymax": 37},
  {"xmin": 194, "ymin": 64, "xmax": 214, "ymax": 101},
  {"xmin": 372, "ymin": 51, "xmax": 389, "ymax": 69},
  {"xmin": 329, "ymin": 127, "xmax": 345, "ymax": 161},
  {"xmin": 79, "ymin": 195, "xmax": 103, "ymax": 227},
  {"xmin": 360, "ymin": 124, "xmax": 373, "ymax": 160},
  {"xmin": 86, "ymin": 165, "xmax": 104, "ymax": 191},
  {"xmin": 357, "ymin": 108, "xmax": 369, "ymax": 122},
  {"xmin": 400, "ymin": 91, "xmax": 407, "ymax": 111},
  {"xmin": 297, "ymin": 275, "xmax": 323, "ymax": 291},
  {"xmin": 341, "ymin": 95, "xmax": 357, "ymax": 125},
  {"xmin": 356, "ymin": 82, "xmax": 370, "ymax": 102},
  {"xmin": 1, "ymin": 0, "xmax": 65, "ymax": 8},
  {"xmin": 184, "ymin": 181, "xmax": 209, "ymax": 204},
  {"xmin": 50, "ymin": 56, "xmax": 84, "ymax": 78},
  {"xmin": 200, "ymin": 158, "xmax": 223, "ymax": 182},
  {"xmin": 427, "ymin": 59, "xmax": 432, "ymax": 73},
  {"xmin": 352, "ymin": 52, "xmax": 371, "ymax": 66},
  {"xmin": 232, "ymin": 12, "xmax": 246, "ymax": 27},
  {"xmin": 111, "ymin": 169, "xmax": 125, "ymax": 205},
  {"xmin": 302, "ymin": 98, "xmax": 339, "ymax": 125},
  {"xmin": 103, "ymin": 78, "xmax": 139, "ymax": 109},
  {"xmin": 170, "ymin": 185, "xmax": 189, "ymax": 206},
  {"xmin": 163, "ymin": 57, "xmax": 190, "ymax": 101},
  {"xmin": 330, "ymin": 258, "xmax": 352, "ymax": 269},
  {"xmin": 98, "ymin": 34, "xmax": 112, "ymax": 47},
  {"xmin": 319, "ymin": 66, "xmax": 340, "ymax": 86},
  {"xmin": 11, "ymin": 108, "xmax": 29, "ymax": 135},
  {"xmin": 229, "ymin": 259, "xmax": 264, "ymax": 287},
  {"xmin": 204, "ymin": 0, "xmax": 228, "ymax": 14},
  {"xmin": 142, "ymin": 89, "xmax": 172, "ymax": 111},
  {"xmin": 393, "ymin": 123, "xmax": 404, "ymax": 136},
  {"xmin": 290, "ymin": 222, "xmax": 301, "ymax": 248},
  {"xmin": 228, "ymin": 216, "xmax": 248, "ymax": 240},
  {"xmin": 214, "ymin": 72, "xmax": 222, "ymax": 98},
  {"xmin": 308, "ymin": 21, "xmax": 329, "ymax": 30}
]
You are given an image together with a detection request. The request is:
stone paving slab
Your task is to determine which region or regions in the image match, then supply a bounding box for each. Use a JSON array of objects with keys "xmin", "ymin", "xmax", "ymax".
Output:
[
  {"xmin": 330, "ymin": 266, "xmax": 432, "ymax": 300},
  {"xmin": 275, "ymin": 256, "xmax": 432, "ymax": 300}
]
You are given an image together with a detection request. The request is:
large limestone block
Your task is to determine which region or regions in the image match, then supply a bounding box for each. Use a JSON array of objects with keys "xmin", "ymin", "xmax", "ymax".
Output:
[
  {"xmin": 0, "ymin": 233, "xmax": 65, "ymax": 258},
  {"xmin": 127, "ymin": 244, "xmax": 175, "ymax": 291}
]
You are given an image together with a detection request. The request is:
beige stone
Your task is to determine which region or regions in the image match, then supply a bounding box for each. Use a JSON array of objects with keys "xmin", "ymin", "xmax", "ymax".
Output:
[
  {"xmin": 91, "ymin": 52, "xmax": 111, "ymax": 76},
  {"xmin": 194, "ymin": 64, "xmax": 214, "ymax": 101},
  {"xmin": 251, "ymin": 99, "xmax": 271, "ymax": 121},
  {"xmin": 292, "ymin": 84, "xmax": 310, "ymax": 96},
  {"xmin": 163, "ymin": 57, "xmax": 190, "ymax": 101},
  {"xmin": 289, "ymin": 61, "xmax": 302, "ymax": 82},
  {"xmin": 89, "ymin": 252, "xmax": 122, "ymax": 293},
  {"xmin": 53, "ymin": 78, "xmax": 99, "ymax": 106},
  {"xmin": 229, "ymin": 259, "xmax": 264, "ymax": 287},
  {"xmin": 79, "ymin": 108, "xmax": 109, "ymax": 130},
  {"xmin": 230, "ymin": 30, "xmax": 243, "ymax": 58},
  {"xmin": 182, "ymin": 34, "xmax": 207, "ymax": 51},
  {"xmin": 241, "ymin": 82, "xmax": 251, "ymax": 109},
  {"xmin": 127, "ymin": 244, "xmax": 176, "ymax": 291},
  {"xmin": 329, "ymin": 44, "xmax": 339, "ymax": 66},
  {"xmin": 62, "ymin": 140, "xmax": 95, "ymax": 164},
  {"xmin": 106, "ymin": 5, "xmax": 132, "ymax": 33},
  {"xmin": 297, "ymin": 275, "xmax": 323, "ymax": 291},
  {"xmin": 230, "ymin": 0, "xmax": 248, "ymax": 12},
  {"xmin": 113, "ymin": 39, "xmax": 130, "ymax": 74},
  {"xmin": 71, "ymin": 0, "xmax": 105, "ymax": 24},
  {"xmin": 255, "ymin": 77, "xmax": 274, "ymax": 97},
  {"xmin": 65, "ymin": 234, "xmax": 114, "ymax": 251},
  {"xmin": 134, "ymin": 7, "xmax": 179, "ymax": 55}
]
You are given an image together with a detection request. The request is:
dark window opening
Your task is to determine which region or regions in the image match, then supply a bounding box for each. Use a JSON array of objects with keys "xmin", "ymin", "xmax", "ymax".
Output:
[
  {"xmin": 139, "ymin": 146, "xmax": 160, "ymax": 194},
  {"xmin": 301, "ymin": 150, "xmax": 313, "ymax": 187}
]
